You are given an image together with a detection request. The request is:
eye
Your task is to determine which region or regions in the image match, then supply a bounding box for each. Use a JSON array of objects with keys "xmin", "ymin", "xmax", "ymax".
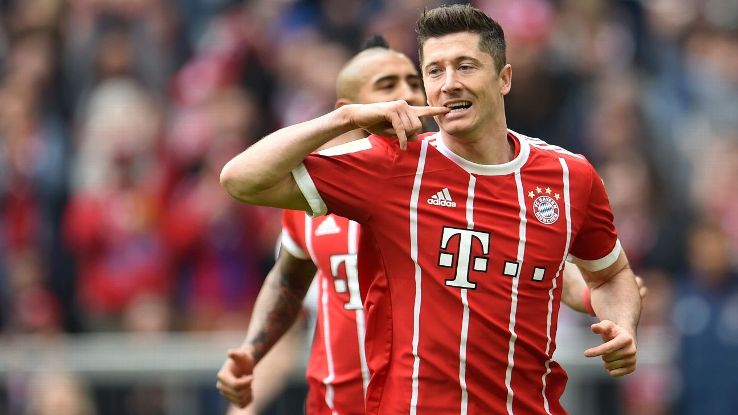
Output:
[
  {"xmin": 376, "ymin": 80, "xmax": 396, "ymax": 91},
  {"xmin": 459, "ymin": 64, "xmax": 475, "ymax": 72},
  {"xmin": 427, "ymin": 67, "xmax": 442, "ymax": 77}
]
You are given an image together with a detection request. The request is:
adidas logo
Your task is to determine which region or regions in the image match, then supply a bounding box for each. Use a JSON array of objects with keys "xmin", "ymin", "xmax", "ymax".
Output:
[
  {"xmin": 427, "ymin": 188, "xmax": 457, "ymax": 207},
  {"xmin": 315, "ymin": 216, "xmax": 341, "ymax": 236}
]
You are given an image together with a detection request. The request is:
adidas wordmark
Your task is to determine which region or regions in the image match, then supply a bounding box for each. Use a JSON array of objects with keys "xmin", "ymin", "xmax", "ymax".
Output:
[{"xmin": 427, "ymin": 188, "xmax": 457, "ymax": 208}]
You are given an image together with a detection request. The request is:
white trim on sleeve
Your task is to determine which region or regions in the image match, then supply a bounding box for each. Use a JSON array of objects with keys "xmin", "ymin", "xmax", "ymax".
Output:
[
  {"xmin": 291, "ymin": 163, "xmax": 327, "ymax": 217},
  {"xmin": 317, "ymin": 137, "xmax": 371, "ymax": 156},
  {"xmin": 280, "ymin": 230, "xmax": 310, "ymax": 260},
  {"xmin": 570, "ymin": 239, "xmax": 622, "ymax": 272}
]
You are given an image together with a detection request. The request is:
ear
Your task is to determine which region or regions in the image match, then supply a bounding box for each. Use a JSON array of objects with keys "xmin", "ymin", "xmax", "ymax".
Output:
[
  {"xmin": 499, "ymin": 64, "xmax": 512, "ymax": 96},
  {"xmin": 335, "ymin": 98, "xmax": 351, "ymax": 110}
]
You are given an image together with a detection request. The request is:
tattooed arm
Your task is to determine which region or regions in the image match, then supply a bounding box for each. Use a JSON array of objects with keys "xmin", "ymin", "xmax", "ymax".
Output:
[
  {"xmin": 242, "ymin": 247, "xmax": 316, "ymax": 363},
  {"xmin": 217, "ymin": 246, "xmax": 317, "ymax": 408}
]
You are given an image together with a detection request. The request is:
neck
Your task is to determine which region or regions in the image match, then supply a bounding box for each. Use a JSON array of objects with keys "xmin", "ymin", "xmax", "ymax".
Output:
[
  {"xmin": 440, "ymin": 124, "xmax": 512, "ymax": 165},
  {"xmin": 316, "ymin": 128, "xmax": 366, "ymax": 151}
]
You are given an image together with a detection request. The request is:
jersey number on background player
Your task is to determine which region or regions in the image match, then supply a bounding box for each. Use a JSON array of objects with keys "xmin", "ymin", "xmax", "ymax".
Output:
[{"xmin": 329, "ymin": 254, "xmax": 362, "ymax": 310}]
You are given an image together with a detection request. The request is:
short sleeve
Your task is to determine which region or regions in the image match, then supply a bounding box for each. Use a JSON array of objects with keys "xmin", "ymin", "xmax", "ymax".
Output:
[
  {"xmin": 291, "ymin": 136, "xmax": 395, "ymax": 221},
  {"xmin": 281, "ymin": 210, "xmax": 309, "ymax": 260},
  {"xmin": 568, "ymin": 164, "xmax": 621, "ymax": 272}
]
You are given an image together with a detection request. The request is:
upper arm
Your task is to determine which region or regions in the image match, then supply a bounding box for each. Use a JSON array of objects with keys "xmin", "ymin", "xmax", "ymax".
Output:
[
  {"xmin": 569, "ymin": 162, "xmax": 620, "ymax": 268},
  {"xmin": 274, "ymin": 246, "xmax": 317, "ymax": 289},
  {"xmin": 222, "ymin": 169, "xmax": 311, "ymax": 212}
]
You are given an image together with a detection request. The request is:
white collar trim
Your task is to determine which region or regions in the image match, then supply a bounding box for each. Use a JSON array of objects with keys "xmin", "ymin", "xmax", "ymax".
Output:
[{"xmin": 431, "ymin": 130, "xmax": 530, "ymax": 176}]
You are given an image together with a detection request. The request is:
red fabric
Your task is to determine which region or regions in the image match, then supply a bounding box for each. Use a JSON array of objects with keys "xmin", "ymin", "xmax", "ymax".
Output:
[{"xmin": 300, "ymin": 131, "xmax": 619, "ymax": 414}]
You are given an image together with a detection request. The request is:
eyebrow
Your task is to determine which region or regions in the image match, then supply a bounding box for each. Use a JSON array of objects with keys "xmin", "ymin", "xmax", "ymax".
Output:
[
  {"xmin": 423, "ymin": 55, "xmax": 483, "ymax": 71},
  {"xmin": 373, "ymin": 73, "xmax": 421, "ymax": 86}
]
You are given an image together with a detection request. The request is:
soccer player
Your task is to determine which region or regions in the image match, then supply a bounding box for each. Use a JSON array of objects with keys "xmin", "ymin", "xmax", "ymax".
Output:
[
  {"xmin": 216, "ymin": 38, "xmax": 642, "ymax": 414},
  {"xmin": 219, "ymin": 5, "xmax": 642, "ymax": 412}
]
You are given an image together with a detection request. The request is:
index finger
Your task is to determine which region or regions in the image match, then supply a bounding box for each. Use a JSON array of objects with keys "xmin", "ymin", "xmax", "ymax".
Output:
[
  {"xmin": 411, "ymin": 105, "xmax": 450, "ymax": 117},
  {"xmin": 583, "ymin": 335, "xmax": 629, "ymax": 358},
  {"xmin": 389, "ymin": 112, "xmax": 408, "ymax": 150}
]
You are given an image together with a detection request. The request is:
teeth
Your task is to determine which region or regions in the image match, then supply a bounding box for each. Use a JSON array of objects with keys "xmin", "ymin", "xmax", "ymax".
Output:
[{"xmin": 447, "ymin": 102, "xmax": 471, "ymax": 109}]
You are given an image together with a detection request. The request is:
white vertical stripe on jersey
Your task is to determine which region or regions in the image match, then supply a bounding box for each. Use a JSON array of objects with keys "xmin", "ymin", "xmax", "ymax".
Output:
[
  {"xmin": 348, "ymin": 220, "xmax": 371, "ymax": 396},
  {"xmin": 459, "ymin": 175, "xmax": 476, "ymax": 415},
  {"xmin": 505, "ymin": 171, "xmax": 528, "ymax": 414},
  {"xmin": 409, "ymin": 140, "xmax": 430, "ymax": 415},
  {"xmin": 307, "ymin": 216, "xmax": 339, "ymax": 415},
  {"xmin": 541, "ymin": 159, "xmax": 572, "ymax": 415},
  {"xmin": 321, "ymin": 277, "xmax": 339, "ymax": 415}
]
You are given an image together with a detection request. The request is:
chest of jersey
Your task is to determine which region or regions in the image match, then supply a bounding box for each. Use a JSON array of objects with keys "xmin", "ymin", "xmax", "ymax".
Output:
[{"xmin": 371, "ymin": 148, "xmax": 584, "ymax": 298}]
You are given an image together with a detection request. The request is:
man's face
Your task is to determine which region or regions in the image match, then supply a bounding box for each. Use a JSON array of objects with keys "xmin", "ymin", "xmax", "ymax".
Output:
[
  {"xmin": 421, "ymin": 32, "xmax": 511, "ymax": 140},
  {"xmin": 354, "ymin": 53, "xmax": 425, "ymax": 106}
]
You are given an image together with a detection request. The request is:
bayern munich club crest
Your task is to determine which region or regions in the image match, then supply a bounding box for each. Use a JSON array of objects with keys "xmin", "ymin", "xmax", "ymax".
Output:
[{"xmin": 528, "ymin": 186, "xmax": 560, "ymax": 225}]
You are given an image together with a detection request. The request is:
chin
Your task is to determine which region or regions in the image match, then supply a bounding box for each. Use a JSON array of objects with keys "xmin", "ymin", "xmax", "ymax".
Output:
[{"xmin": 439, "ymin": 121, "xmax": 471, "ymax": 137}]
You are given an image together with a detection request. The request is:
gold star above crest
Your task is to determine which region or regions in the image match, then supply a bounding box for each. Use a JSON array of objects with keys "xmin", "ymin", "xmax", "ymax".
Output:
[
  {"xmin": 554, "ymin": 193, "xmax": 560, "ymax": 200},
  {"xmin": 545, "ymin": 187, "xmax": 552, "ymax": 194},
  {"xmin": 528, "ymin": 191, "xmax": 535, "ymax": 198},
  {"xmin": 536, "ymin": 187, "xmax": 542, "ymax": 194}
]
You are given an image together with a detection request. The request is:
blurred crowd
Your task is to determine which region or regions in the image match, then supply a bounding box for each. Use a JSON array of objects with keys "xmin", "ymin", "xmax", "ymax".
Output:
[{"xmin": 1, "ymin": 0, "xmax": 738, "ymax": 414}]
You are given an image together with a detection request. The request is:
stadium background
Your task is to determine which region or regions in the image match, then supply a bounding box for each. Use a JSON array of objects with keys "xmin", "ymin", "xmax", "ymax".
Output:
[{"xmin": 1, "ymin": 0, "xmax": 737, "ymax": 414}]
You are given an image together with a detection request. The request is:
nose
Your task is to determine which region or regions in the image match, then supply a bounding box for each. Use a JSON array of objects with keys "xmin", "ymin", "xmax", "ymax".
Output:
[{"xmin": 441, "ymin": 69, "xmax": 461, "ymax": 94}]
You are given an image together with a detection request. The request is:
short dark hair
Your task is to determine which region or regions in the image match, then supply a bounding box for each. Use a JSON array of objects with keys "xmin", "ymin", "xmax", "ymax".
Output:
[
  {"xmin": 361, "ymin": 34, "xmax": 390, "ymax": 51},
  {"xmin": 415, "ymin": 4, "xmax": 506, "ymax": 73}
]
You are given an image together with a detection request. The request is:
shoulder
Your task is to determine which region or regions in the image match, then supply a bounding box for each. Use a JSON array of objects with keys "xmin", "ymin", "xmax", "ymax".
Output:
[
  {"xmin": 281, "ymin": 209, "xmax": 310, "ymax": 257},
  {"xmin": 516, "ymin": 130, "xmax": 595, "ymax": 174},
  {"xmin": 314, "ymin": 134, "xmax": 400, "ymax": 160},
  {"xmin": 515, "ymin": 130, "xmax": 585, "ymax": 162},
  {"xmin": 282, "ymin": 208, "xmax": 307, "ymax": 229},
  {"xmin": 282, "ymin": 208, "xmax": 305, "ymax": 219}
]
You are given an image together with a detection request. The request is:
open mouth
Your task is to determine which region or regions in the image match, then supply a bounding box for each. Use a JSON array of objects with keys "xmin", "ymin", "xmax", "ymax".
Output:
[{"xmin": 444, "ymin": 101, "xmax": 472, "ymax": 113}]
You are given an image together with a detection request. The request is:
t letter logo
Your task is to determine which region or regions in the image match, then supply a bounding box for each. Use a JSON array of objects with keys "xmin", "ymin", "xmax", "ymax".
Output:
[
  {"xmin": 439, "ymin": 227, "xmax": 490, "ymax": 289},
  {"xmin": 330, "ymin": 254, "xmax": 362, "ymax": 310}
]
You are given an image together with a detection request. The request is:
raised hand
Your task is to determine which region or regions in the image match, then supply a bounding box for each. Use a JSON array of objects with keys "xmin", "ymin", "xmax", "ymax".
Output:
[
  {"xmin": 346, "ymin": 100, "xmax": 449, "ymax": 150},
  {"xmin": 216, "ymin": 348, "xmax": 256, "ymax": 408},
  {"xmin": 583, "ymin": 320, "xmax": 637, "ymax": 377}
]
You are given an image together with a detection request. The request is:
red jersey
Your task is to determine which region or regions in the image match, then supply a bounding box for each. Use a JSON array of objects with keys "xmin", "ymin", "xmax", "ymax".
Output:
[
  {"xmin": 292, "ymin": 131, "xmax": 621, "ymax": 415},
  {"xmin": 281, "ymin": 210, "xmax": 370, "ymax": 415}
]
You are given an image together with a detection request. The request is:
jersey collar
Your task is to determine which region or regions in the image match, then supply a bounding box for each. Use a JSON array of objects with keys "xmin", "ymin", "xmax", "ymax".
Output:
[{"xmin": 431, "ymin": 130, "xmax": 530, "ymax": 176}]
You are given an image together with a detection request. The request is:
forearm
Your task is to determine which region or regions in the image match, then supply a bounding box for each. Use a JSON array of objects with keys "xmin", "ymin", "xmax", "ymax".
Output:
[
  {"xmin": 589, "ymin": 267, "xmax": 641, "ymax": 334},
  {"xmin": 249, "ymin": 323, "xmax": 304, "ymax": 412},
  {"xmin": 241, "ymin": 252, "xmax": 316, "ymax": 364},
  {"xmin": 220, "ymin": 106, "xmax": 356, "ymax": 204}
]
